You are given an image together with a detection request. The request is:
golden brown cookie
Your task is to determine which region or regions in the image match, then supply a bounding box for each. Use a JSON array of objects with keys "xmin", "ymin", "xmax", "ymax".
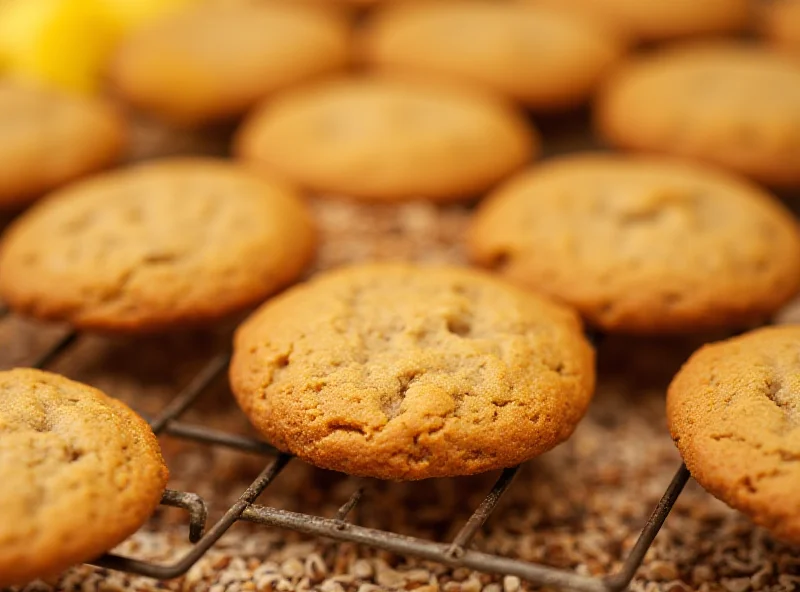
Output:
[
  {"xmin": 0, "ymin": 368, "xmax": 168, "ymax": 586},
  {"xmin": 667, "ymin": 326, "xmax": 800, "ymax": 544},
  {"xmin": 763, "ymin": 0, "xmax": 800, "ymax": 55},
  {"xmin": 329, "ymin": 0, "xmax": 413, "ymax": 5},
  {"xmin": 596, "ymin": 42, "xmax": 800, "ymax": 189},
  {"xmin": 532, "ymin": 0, "xmax": 749, "ymax": 42},
  {"xmin": 0, "ymin": 80, "xmax": 126, "ymax": 208},
  {"xmin": 230, "ymin": 263, "xmax": 595, "ymax": 480},
  {"xmin": 468, "ymin": 153, "xmax": 800, "ymax": 334},
  {"xmin": 0, "ymin": 158, "xmax": 316, "ymax": 333},
  {"xmin": 108, "ymin": 1, "xmax": 351, "ymax": 126},
  {"xmin": 235, "ymin": 77, "xmax": 537, "ymax": 202},
  {"xmin": 359, "ymin": 0, "xmax": 625, "ymax": 111}
]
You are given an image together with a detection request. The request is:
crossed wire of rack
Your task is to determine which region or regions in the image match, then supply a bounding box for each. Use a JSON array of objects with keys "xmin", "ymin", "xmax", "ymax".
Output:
[{"xmin": 5, "ymin": 305, "xmax": 690, "ymax": 592}]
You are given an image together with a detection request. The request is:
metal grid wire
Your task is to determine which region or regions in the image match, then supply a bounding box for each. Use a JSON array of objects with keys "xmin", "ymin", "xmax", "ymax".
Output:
[{"xmin": 7, "ymin": 310, "xmax": 691, "ymax": 592}]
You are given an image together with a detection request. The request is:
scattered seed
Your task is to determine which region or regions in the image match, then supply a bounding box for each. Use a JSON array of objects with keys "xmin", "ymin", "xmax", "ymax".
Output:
[{"xmin": 502, "ymin": 576, "xmax": 520, "ymax": 592}]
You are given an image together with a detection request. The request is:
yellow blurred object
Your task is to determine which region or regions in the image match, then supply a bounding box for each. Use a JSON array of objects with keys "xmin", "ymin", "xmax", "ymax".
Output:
[
  {"xmin": 0, "ymin": 0, "xmax": 199, "ymax": 94},
  {"xmin": 0, "ymin": 0, "xmax": 114, "ymax": 93}
]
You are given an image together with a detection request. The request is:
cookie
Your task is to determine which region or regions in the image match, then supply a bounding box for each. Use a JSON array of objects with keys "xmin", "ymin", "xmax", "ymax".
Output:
[
  {"xmin": 235, "ymin": 77, "xmax": 537, "ymax": 202},
  {"xmin": 359, "ymin": 0, "xmax": 625, "ymax": 111},
  {"xmin": 0, "ymin": 368, "xmax": 168, "ymax": 586},
  {"xmin": 667, "ymin": 326, "xmax": 800, "ymax": 544},
  {"xmin": 532, "ymin": 0, "xmax": 749, "ymax": 42},
  {"xmin": 230, "ymin": 263, "xmax": 595, "ymax": 480},
  {"xmin": 108, "ymin": 1, "xmax": 351, "ymax": 125},
  {"xmin": 468, "ymin": 153, "xmax": 800, "ymax": 334},
  {"xmin": 0, "ymin": 80, "xmax": 126, "ymax": 208},
  {"xmin": 763, "ymin": 0, "xmax": 800, "ymax": 55},
  {"xmin": 596, "ymin": 42, "xmax": 800, "ymax": 189},
  {"xmin": 0, "ymin": 158, "xmax": 316, "ymax": 333}
]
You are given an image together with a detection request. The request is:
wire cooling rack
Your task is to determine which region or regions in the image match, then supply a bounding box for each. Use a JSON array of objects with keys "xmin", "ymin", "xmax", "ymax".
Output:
[{"xmin": 8, "ymin": 311, "xmax": 691, "ymax": 592}]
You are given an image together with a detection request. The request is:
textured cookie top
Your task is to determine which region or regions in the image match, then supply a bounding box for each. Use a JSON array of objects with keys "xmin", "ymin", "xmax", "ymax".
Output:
[
  {"xmin": 235, "ymin": 77, "xmax": 537, "ymax": 202},
  {"xmin": 0, "ymin": 368, "xmax": 168, "ymax": 586},
  {"xmin": 468, "ymin": 154, "xmax": 800, "ymax": 334},
  {"xmin": 596, "ymin": 43, "xmax": 800, "ymax": 188},
  {"xmin": 667, "ymin": 326, "xmax": 800, "ymax": 544},
  {"xmin": 230, "ymin": 264, "xmax": 595, "ymax": 480},
  {"xmin": 0, "ymin": 81, "xmax": 126, "ymax": 207},
  {"xmin": 0, "ymin": 158, "xmax": 316, "ymax": 333},
  {"xmin": 109, "ymin": 1, "xmax": 351, "ymax": 125},
  {"xmin": 533, "ymin": 0, "xmax": 749, "ymax": 42},
  {"xmin": 359, "ymin": 0, "xmax": 625, "ymax": 110}
]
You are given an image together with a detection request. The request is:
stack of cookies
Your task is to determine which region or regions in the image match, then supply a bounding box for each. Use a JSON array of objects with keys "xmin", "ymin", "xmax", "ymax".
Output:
[{"xmin": 1, "ymin": 0, "xmax": 800, "ymax": 586}]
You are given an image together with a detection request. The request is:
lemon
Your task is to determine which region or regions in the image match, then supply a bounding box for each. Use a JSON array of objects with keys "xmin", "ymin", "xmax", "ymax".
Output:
[
  {"xmin": 0, "ymin": 0, "xmax": 199, "ymax": 94},
  {"xmin": 0, "ymin": 0, "xmax": 115, "ymax": 93}
]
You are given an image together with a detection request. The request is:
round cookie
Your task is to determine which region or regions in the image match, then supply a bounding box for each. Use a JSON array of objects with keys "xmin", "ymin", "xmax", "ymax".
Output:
[
  {"xmin": 0, "ymin": 158, "xmax": 316, "ymax": 333},
  {"xmin": 667, "ymin": 326, "xmax": 800, "ymax": 544},
  {"xmin": 596, "ymin": 43, "xmax": 800, "ymax": 189},
  {"xmin": 359, "ymin": 0, "xmax": 625, "ymax": 111},
  {"xmin": 0, "ymin": 368, "xmax": 168, "ymax": 586},
  {"xmin": 109, "ymin": 1, "xmax": 351, "ymax": 125},
  {"xmin": 468, "ymin": 154, "xmax": 800, "ymax": 334},
  {"xmin": 763, "ymin": 0, "xmax": 800, "ymax": 55},
  {"xmin": 235, "ymin": 77, "xmax": 537, "ymax": 202},
  {"xmin": 0, "ymin": 80, "xmax": 126, "ymax": 208},
  {"xmin": 230, "ymin": 263, "xmax": 595, "ymax": 481},
  {"xmin": 532, "ymin": 0, "xmax": 749, "ymax": 43}
]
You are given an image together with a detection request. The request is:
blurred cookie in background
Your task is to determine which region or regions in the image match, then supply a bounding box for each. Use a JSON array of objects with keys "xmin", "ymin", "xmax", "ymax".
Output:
[
  {"xmin": 108, "ymin": 0, "xmax": 352, "ymax": 126},
  {"xmin": 359, "ymin": 0, "xmax": 626, "ymax": 111},
  {"xmin": 0, "ymin": 80, "xmax": 126, "ymax": 209},
  {"xmin": 762, "ymin": 0, "xmax": 800, "ymax": 56},
  {"xmin": 596, "ymin": 42, "xmax": 800, "ymax": 189},
  {"xmin": 235, "ymin": 76, "xmax": 538, "ymax": 203},
  {"xmin": 532, "ymin": 0, "xmax": 750, "ymax": 43}
]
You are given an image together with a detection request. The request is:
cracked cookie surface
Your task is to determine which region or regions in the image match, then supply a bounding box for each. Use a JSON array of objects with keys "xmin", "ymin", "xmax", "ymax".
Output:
[
  {"xmin": 667, "ymin": 326, "xmax": 800, "ymax": 544},
  {"xmin": 0, "ymin": 80, "xmax": 126, "ymax": 208},
  {"xmin": 0, "ymin": 158, "xmax": 316, "ymax": 332},
  {"xmin": 468, "ymin": 153, "xmax": 800, "ymax": 334},
  {"xmin": 0, "ymin": 368, "xmax": 168, "ymax": 586},
  {"xmin": 235, "ymin": 77, "xmax": 537, "ymax": 202},
  {"xmin": 596, "ymin": 42, "xmax": 800, "ymax": 188},
  {"xmin": 230, "ymin": 264, "xmax": 595, "ymax": 480}
]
